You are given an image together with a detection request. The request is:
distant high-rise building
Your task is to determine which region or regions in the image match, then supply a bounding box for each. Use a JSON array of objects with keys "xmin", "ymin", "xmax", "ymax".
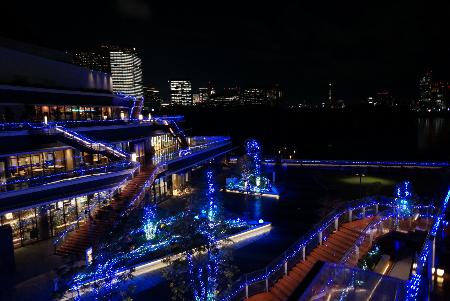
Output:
[
  {"xmin": 431, "ymin": 81, "xmax": 448, "ymax": 110},
  {"xmin": 242, "ymin": 88, "xmax": 266, "ymax": 105},
  {"xmin": 198, "ymin": 87, "xmax": 210, "ymax": 103},
  {"xmin": 71, "ymin": 51, "xmax": 110, "ymax": 73},
  {"xmin": 419, "ymin": 70, "xmax": 432, "ymax": 105},
  {"xmin": 241, "ymin": 86, "xmax": 283, "ymax": 105},
  {"xmin": 265, "ymin": 85, "xmax": 283, "ymax": 102},
  {"xmin": 169, "ymin": 80, "xmax": 192, "ymax": 106},
  {"xmin": 374, "ymin": 91, "xmax": 394, "ymax": 107},
  {"xmin": 71, "ymin": 46, "xmax": 143, "ymax": 99},
  {"xmin": 143, "ymin": 86, "xmax": 162, "ymax": 112}
]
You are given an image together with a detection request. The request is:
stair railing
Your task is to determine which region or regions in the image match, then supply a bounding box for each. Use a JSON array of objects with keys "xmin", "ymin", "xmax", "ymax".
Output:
[{"xmin": 217, "ymin": 197, "xmax": 392, "ymax": 301}]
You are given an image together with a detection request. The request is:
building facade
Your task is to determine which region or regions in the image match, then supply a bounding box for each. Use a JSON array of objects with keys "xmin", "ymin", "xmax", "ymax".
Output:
[
  {"xmin": 143, "ymin": 86, "xmax": 162, "ymax": 113},
  {"xmin": 72, "ymin": 46, "xmax": 144, "ymax": 99},
  {"xmin": 0, "ymin": 41, "xmax": 234, "ymax": 256},
  {"xmin": 169, "ymin": 80, "xmax": 193, "ymax": 106}
]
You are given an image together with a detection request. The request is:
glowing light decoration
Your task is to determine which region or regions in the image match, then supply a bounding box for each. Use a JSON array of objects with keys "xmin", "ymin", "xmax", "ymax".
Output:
[
  {"xmin": 226, "ymin": 139, "xmax": 278, "ymax": 197},
  {"xmin": 143, "ymin": 205, "xmax": 158, "ymax": 241},
  {"xmin": 206, "ymin": 170, "xmax": 217, "ymax": 222},
  {"xmin": 394, "ymin": 181, "xmax": 414, "ymax": 218}
]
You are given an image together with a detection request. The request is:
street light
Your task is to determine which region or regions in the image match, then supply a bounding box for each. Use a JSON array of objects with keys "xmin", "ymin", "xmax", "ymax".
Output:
[{"xmin": 356, "ymin": 173, "xmax": 366, "ymax": 199}]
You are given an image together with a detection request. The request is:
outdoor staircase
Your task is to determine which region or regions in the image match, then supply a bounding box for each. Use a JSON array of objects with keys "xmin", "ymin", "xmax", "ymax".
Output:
[
  {"xmin": 55, "ymin": 166, "xmax": 154, "ymax": 256},
  {"xmin": 166, "ymin": 121, "xmax": 189, "ymax": 148},
  {"xmin": 248, "ymin": 217, "xmax": 375, "ymax": 301},
  {"xmin": 50, "ymin": 126, "xmax": 129, "ymax": 161}
]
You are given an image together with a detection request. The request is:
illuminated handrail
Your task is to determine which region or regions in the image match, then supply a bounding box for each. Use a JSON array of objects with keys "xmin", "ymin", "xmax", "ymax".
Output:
[
  {"xmin": 52, "ymin": 125, "xmax": 129, "ymax": 160},
  {"xmin": 152, "ymin": 136, "xmax": 231, "ymax": 165},
  {"xmin": 218, "ymin": 197, "xmax": 393, "ymax": 301},
  {"xmin": 0, "ymin": 115, "xmax": 184, "ymax": 131},
  {"xmin": 405, "ymin": 189, "xmax": 450, "ymax": 301},
  {"xmin": 0, "ymin": 161, "xmax": 134, "ymax": 192},
  {"xmin": 264, "ymin": 159, "xmax": 450, "ymax": 168},
  {"xmin": 339, "ymin": 209, "xmax": 394, "ymax": 265}
]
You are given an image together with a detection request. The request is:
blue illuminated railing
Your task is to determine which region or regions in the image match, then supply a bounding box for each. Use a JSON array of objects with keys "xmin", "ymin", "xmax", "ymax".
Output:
[
  {"xmin": 0, "ymin": 115, "xmax": 185, "ymax": 131},
  {"xmin": 0, "ymin": 161, "xmax": 135, "ymax": 192},
  {"xmin": 218, "ymin": 197, "xmax": 394, "ymax": 301},
  {"xmin": 152, "ymin": 136, "xmax": 232, "ymax": 165},
  {"xmin": 264, "ymin": 159, "xmax": 450, "ymax": 168},
  {"xmin": 405, "ymin": 189, "xmax": 450, "ymax": 301},
  {"xmin": 50, "ymin": 125, "xmax": 130, "ymax": 160}
]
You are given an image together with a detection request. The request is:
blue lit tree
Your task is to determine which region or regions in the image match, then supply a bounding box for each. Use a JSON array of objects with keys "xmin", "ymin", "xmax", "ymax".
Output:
[
  {"xmin": 163, "ymin": 170, "xmax": 237, "ymax": 301},
  {"xmin": 229, "ymin": 139, "xmax": 273, "ymax": 194},
  {"xmin": 143, "ymin": 204, "xmax": 158, "ymax": 241},
  {"xmin": 394, "ymin": 181, "xmax": 414, "ymax": 217}
]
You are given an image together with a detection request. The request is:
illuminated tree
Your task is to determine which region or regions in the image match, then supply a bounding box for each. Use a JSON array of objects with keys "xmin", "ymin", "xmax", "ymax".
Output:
[
  {"xmin": 163, "ymin": 170, "xmax": 237, "ymax": 301},
  {"xmin": 143, "ymin": 204, "xmax": 158, "ymax": 240},
  {"xmin": 230, "ymin": 139, "xmax": 273, "ymax": 194},
  {"xmin": 394, "ymin": 181, "xmax": 414, "ymax": 217}
]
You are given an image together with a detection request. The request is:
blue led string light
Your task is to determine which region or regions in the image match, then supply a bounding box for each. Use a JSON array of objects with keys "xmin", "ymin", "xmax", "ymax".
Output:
[
  {"xmin": 263, "ymin": 159, "xmax": 450, "ymax": 168},
  {"xmin": 405, "ymin": 189, "xmax": 450, "ymax": 301},
  {"xmin": 226, "ymin": 139, "xmax": 275, "ymax": 195},
  {"xmin": 218, "ymin": 198, "xmax": 400, "ymax": 301},
  {"xmin": 1, "ymin": 161, "xmax": 133, "ymax": 187},
  {"xmin": 143, "ymin": 205, "xmax": 158, "ymax": 240}
]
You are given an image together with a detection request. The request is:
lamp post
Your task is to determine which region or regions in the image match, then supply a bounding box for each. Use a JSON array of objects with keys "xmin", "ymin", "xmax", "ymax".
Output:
[{"xmin": 356, "ymin": 173, "xmax": 365, "ymax": 199}]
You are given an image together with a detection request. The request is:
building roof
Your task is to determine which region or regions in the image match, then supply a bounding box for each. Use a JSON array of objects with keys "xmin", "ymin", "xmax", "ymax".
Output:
[{"xmin": 0, "ymin": 85, "xmax": 132, "ymax": 107}]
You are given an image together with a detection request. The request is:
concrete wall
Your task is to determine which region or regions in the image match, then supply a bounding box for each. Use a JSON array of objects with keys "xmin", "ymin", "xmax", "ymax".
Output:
[{"xmin": 0, "ymin": 47, "xmax": 112, "ymax": 92}]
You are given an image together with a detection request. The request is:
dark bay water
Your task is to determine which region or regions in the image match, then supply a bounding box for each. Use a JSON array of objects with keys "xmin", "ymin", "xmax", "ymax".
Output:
[{"xmin": 181, "ymin": 108, "xmax": 450, "ymax": 161}]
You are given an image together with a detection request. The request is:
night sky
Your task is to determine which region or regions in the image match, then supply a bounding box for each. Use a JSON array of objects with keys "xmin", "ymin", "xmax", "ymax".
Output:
[{"xmin": 2, "ymin": 0, "xmax": 450, "ymax": 102}]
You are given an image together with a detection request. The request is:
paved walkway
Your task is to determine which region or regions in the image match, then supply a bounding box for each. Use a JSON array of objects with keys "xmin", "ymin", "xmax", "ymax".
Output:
[{"xmin": 0, "ymin": 240, "xmax": 65, "ymax": 301}]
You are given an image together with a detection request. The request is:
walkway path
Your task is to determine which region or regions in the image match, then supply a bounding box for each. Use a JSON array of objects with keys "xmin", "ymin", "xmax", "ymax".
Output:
[
  {"xmin": 248, "ymin": 217, "xmax": 375, "ymax": 301},
  {"xmin": 56, "ymin": 165, "xmax": 154, "ymax": 256}
]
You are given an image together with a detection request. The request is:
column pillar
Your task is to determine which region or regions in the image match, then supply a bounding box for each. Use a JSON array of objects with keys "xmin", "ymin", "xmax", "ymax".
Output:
[
  {"xmin": 302, "ymin": 246, "xmax": 306, "ymax": 261},
  {"xmin": 38, "ymin": 207, "xmax": 50, "ymax": 240},
  {"xmin": 335, "ymin": 217, "xmax": 339, "ymax": 231},
  {"xmin": 318, "ymin": 231, "xmax": 323, "ymax": 245},
  {"xmin": 349, "ymin": 210, "xmax": 353, "ymax": 222},
  {"xmin": 265, "ymin": 268, "xmax": 269, "ymax": 292}
]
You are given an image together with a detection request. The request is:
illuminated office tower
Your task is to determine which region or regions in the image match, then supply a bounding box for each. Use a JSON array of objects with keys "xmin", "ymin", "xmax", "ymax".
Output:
[
  {"xmin": 72, "ymin": 46, "xmax": 143, "ymax": 98},
  {"xmin": 169, "ymin": 80, "xmax": 193, "ymax": 106},
  {"xmin": 419, "ymin": 69, "xmax": 432, "ymax": 105},
  {"xmin": 108, "ymin": 47, "xmax": 143, "ymax": 98},
  {"xmin": 143, "ymin": 86, "xmax": 162, "ymax": 111}
]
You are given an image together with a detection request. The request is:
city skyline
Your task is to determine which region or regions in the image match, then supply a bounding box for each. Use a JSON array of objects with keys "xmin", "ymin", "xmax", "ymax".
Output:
[{"xmin": 1, "ymin": 1, "xmax": 450, "ymax": 102}]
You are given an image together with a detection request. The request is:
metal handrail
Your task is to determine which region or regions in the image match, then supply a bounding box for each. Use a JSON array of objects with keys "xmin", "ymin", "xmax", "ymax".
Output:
[
  {"xmin": 218, "ymin": 197, "xmax": 393, "ymax": 301},
  {"xmin": 0, "ymin": 161, "xmax": 134, "ymax": 192}
]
